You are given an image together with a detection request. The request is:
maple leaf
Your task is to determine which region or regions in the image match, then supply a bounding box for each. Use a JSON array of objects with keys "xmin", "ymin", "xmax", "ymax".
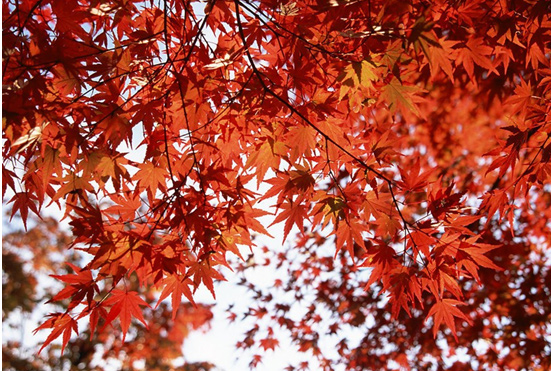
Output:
[
  {"xmin": 51, "ymin": 65, "xmax": 80, "ymax": 95},
  {"xmin": 187, "ymin": 258, "xmax": 226, "ymax": 299},
  {"xmin": 526, "ymin": 41, "xmax": 547, "ymax": 70},
  {"xmin": 398, "ymin": 160, "xmax": 434, "ymax": 192},
  {"xmin": 362, "ymin": 242, "xmax": 399, "ymax": 289},
  {"xmin": 156, "ymin": 274, "xmax": 196, "ymax": 319},
  {"xmin": 9, "ymin": 125, "xmax": 44, "ymax": 155},
  {"xmin": 259, "ymin": 337, "xmax": 279, "ymax": 351},
  {"xmin": 53, "ymin": 173, "xmax": 96, "ymax": 202},
  {"xmin": 96, "ymin": 154, "xmax": 131, "ymax": 190},
  {"xmin": 359, "ymin": 60, "xmax": 378, "ymax": 88},
  {"xmin": 375, "ymin": 213, "xmax": 401, "ymax": 237},
  {"xmin": 380, "ymin": 78, "xmax": 425, "ymax": 118},
  {"xmin": 311, "ymin": 195, "xmax": 346, "ymax": 229},
  {"xmin": 2, "ymin": 167, "xmax": 17, "ymax": 199},
  {"xmin": 427, "ymin": 185, "xmax": 463, "ymax": 220},
  {"xmin": 338, "ymin": 59, "xmax": 379, "ymax": 101},
  {"xmin": 408, "ymin": 223, "xmax": 437, "ymax": 260},
  {"xmin": 40, "ymin": 145, "xmax": 63, "ymax": 189},
  {"xmin": 105, "ymin": 191, "xmax": 142, "ymax": 220},
  {"xmin": 35, "ymin": 313, "xmax": 78, "ymax": 354},
  {"xmin": 425, "ymin": 299, "xmax": 473, "ymax": 341},
  {"xmin": 103, "ymin": 290, "xmax": 150, "ymax": 341},
  {"xmin": 133, "ymin": 162, "xmax": 168, "ymax": 197},
  {"xmin": 505, "ymin": 78, "xmax": 533, "ymax": 118},
  {"xmin": 362, "ymin": 191, "xmax": 392, "ymax": 219},
  {"xmin": 246, "ymin": 138, "xmax": 286, "ymax": 185},
  {"xmin": 270, "ymin": 200, "xmax": 309, "ymax": 242},
  {"xmin": 427, "ymin": 38, "xmax": 458, "ymax": 83},
  {"xmin": 285, "ymin": 124, "xmax": 318, "ymax": 162},
  {"xmin": 456, "ymin": 37, "xmax": 498, "ymax": 82},
  {"xmin": 81, "ymin": 302, "xmax": 108, "ymax": 340},
  {"xmin": 8, "ymin": 191, "xmax": 39, "ymax": 229},
  {"xmin": 49, "ymin": 263, "xmax": 98, "ymax": 309},
  {"xmin": 459, "ymin": 241, "xmax": 503, "ymax": 271},
  {"xmin": 335, "ymin": 217, "xmax": 367, "ymax": 259}
]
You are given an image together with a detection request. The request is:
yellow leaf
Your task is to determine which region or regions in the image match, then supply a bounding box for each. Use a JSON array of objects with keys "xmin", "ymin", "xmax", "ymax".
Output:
[
  {"xmin": 380, "ymin": 78, "xmax": 424, "ymax": 117},
  {"xmin": 360, "ymin": 60, "xmax": 378, "ymax": 89}
]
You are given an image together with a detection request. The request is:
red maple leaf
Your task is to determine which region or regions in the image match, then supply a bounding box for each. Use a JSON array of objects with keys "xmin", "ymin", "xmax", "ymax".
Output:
[
  {"xmin": 156, "ymin": 274, "xmax": 196, "ymax": 319},
  {"xmin": 35, "ymin": 313, "xmax": 78, "ymax": 354},
  {"xmin": 103, "ymin": 290, "xmax": 150, "ymax": 341},
  {"xmin": 425, "ymin": 298, "xmax": 473, "ymax": 341},
  {"xmin": 50, "ymin": 263, "xmax": 98, "ymax": 309}
]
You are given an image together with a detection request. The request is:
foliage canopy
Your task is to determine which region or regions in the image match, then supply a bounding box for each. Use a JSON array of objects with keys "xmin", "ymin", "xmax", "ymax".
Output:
[{"xmin": 3, "ymin": 0, "xmax": 551, "ymax": 369}]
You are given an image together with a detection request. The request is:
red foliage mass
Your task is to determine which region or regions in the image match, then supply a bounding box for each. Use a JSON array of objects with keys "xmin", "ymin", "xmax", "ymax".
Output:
[{"xmin": 3, "ymin": 0, "xmax": 551, "ymax": 369}]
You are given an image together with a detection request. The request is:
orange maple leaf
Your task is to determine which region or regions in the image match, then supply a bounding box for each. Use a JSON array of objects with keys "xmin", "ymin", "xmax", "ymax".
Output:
[{"xmin": 133, "ymin": 162, "xmax": 168, "ymax": 196}]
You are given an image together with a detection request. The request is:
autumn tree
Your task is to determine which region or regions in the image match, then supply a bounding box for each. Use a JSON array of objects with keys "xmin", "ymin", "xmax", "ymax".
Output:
[{"xmin": 2, "ymin": 0, "xmax": 551, "ymax": 369}]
